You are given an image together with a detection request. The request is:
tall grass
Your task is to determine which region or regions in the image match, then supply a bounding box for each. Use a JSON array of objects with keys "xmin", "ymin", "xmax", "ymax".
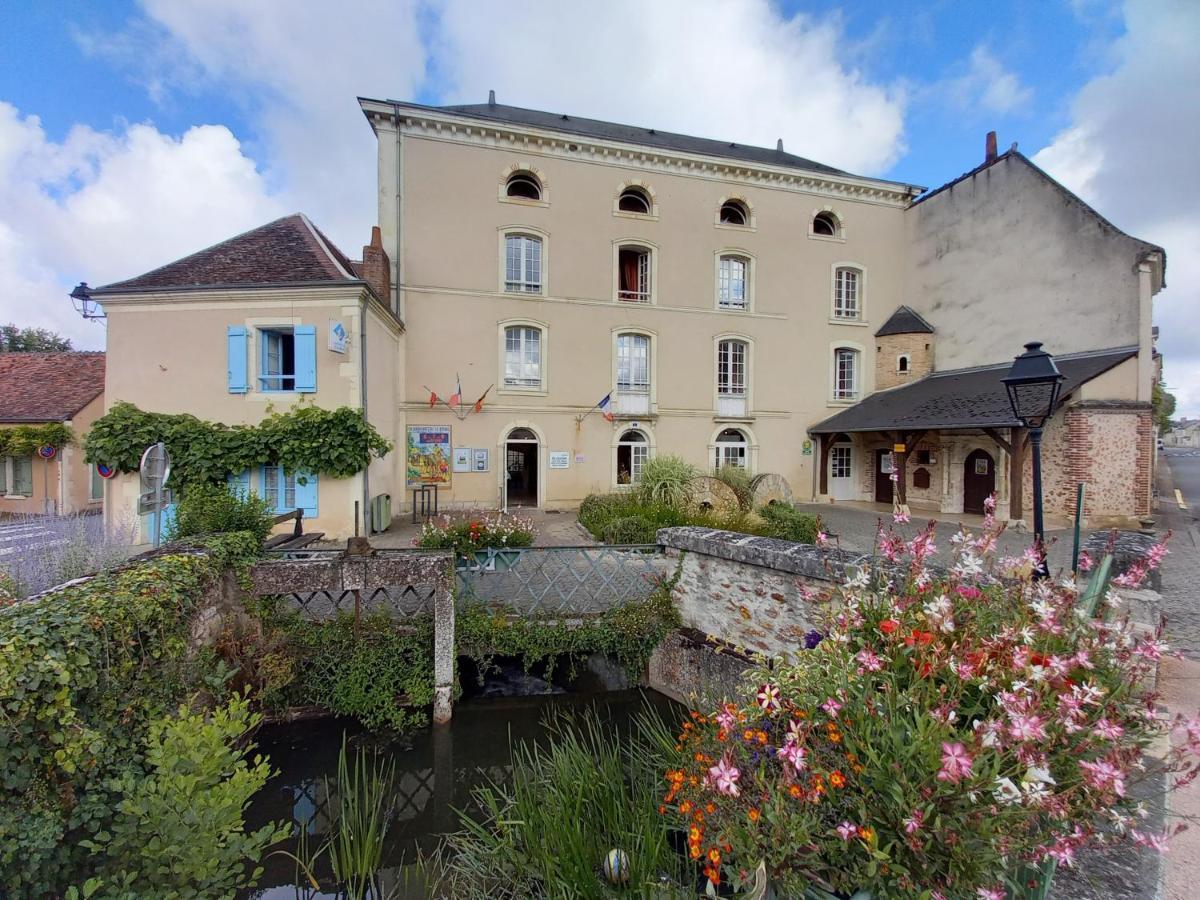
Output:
[
  {"xmin": 636, "ymin": 455, "xmax": 698, "ymax": 508},
  {"xmin": 1, "ymin": 512, "xmax": 135, "ymax": 599},
  {"xmin": 327, "ymin": 737, "xmax": 395, "ymax": 900},
  {"xmin": 425, "ymin": 708, "xmax": 694, "ymax": 898}
]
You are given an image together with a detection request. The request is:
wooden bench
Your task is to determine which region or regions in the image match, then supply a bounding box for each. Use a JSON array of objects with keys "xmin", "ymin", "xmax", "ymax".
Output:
[{"xmin": 262, "ymin": 508, "xmax": 325, "ymax": 551}]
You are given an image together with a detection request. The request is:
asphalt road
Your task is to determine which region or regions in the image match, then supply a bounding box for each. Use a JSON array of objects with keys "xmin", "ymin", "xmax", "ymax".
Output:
[{"xmin": 1163, "ymin": 448, "xmax": 1200, "ymax": 527}]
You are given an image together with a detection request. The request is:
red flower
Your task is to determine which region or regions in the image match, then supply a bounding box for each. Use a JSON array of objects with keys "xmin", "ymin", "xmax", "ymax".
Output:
[
  {"xmin": 904, "ymin": 629, "xmax": 935, "ymax": 648},
  {"xmin": 880, "ymin": 619, "xmax": 901, "ymax": 635}
]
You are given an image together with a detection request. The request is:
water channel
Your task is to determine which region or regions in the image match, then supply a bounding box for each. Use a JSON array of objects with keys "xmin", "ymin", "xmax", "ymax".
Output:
[{"xmin": 240, "ymin": 658, "xmax": 682, "ymax": 898}]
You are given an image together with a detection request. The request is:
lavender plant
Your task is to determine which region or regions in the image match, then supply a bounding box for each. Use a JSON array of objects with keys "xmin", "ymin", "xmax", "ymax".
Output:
[{"xmin": 0, "ymin": 512, "xmax": 136, "ymax": 600}]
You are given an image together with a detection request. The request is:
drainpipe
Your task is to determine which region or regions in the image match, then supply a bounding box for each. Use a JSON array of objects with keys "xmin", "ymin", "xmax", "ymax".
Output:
[
  {"xmin": 360, "ymin": 294, "xmax": 372, "ymax": 536},
  {"xmin": 393, "ymin": 102, "xmax": 403, "ymax": 317}
]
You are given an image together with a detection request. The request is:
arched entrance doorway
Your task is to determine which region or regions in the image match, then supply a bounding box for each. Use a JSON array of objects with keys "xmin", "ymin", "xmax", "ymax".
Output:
[
  {"xmin": 615, "ymin": 428, "xmax": 649, "ymax": 485},
  {"xmin": 504, "ymin": 427, "xmax": 539, "ymax": 508},
  {"xmin": 963, "ymin": 448, "xmax": 996, "ymax": 514},
  {"xmin": 827, "ymin": 434, "xmax": 855, "ymax": 501},
  {"xmin": 713, "ymin": 428, "xmax": 749, "ymax": 470}
]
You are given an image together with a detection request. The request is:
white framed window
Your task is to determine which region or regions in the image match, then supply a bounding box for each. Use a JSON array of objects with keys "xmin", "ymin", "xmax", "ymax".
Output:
[
  {"xmin": 834, "ymin": 347, "xmax": 860, "ymax": 400},
  {"xmin": 717, "ymin": 339, "xmax": 747, "ymax": 393},
  {"xmin": 618, "ymin": 187, "xmax": 652, "ymax": 214},
  {"xmin": 833, "ymin": 267, "xmax": 861, "ymax": 320},
  {"xmin": 505, "ymin": 171, "xmax": 542, "ymax": 201},
  {"xmin": 505, "ymin": 234, "xmax": 543, "ymax": 293},
  {"xmin": 617, "ymin": 245, "xmax": 652, "ymax": 302},
  {"xmin": 714, "ymin": 428, "xmax": 749, "ymax": 470},
  {"xmin": 718, "ymin": 255, "xmax": 749, "ymax": 310},
  {"xmin": 0, "ymin": 455, "xmax": 34, "ymax": 497},
  {"xmin": 262, "ymin": 464, "xmax": 296, "ymax": 513},
  {"xmin": 719, "ymin": 200, "xmax": 749, "ymax": 226},
  {"xmin": 617, "ymin": 333, "xmax": 650, "ymax": 393},
  {"xmin": 503, "ymin": 325, "xmax": 542, "ymax": 388},
  {"xmin": 260, "ymin": 327, "xmax": 295, "ymax": 391},
  {"xmin": 616, "ymin": 429, "xmax": 650, "ymax": 485},
  {"xmin": 813, "ymin": 211, "xmax": 840, "ymax": 236},
  {"xmin": 90, "ymin": 465, "xmax": 104, "ymax": 502},
  {"xmin": 830, "ymin": 445, "xmax": 852, "ymax": 479}
]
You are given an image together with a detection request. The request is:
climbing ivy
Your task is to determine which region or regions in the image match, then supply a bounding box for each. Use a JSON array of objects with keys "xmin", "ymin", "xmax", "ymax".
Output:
[
  {"xmin": 83, "ymin": 401, "xmax": 392, "ymax": 488},
  {"xmin": 0, "ymin": 422, "xmax": 74, "ymax": 455},
  {"xmin": 456, "ymin": 571, "xmax": 682, "ymax": 682}
]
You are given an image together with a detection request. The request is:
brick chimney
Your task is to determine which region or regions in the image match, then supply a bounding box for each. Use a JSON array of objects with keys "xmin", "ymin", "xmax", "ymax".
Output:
[
  {"xmin": 985, "ymin": 131, "xmax": 998, "ymax": 163},
  {"xmin": 360, "ymin": 226, "xmax": 390, "ymax": 303}
]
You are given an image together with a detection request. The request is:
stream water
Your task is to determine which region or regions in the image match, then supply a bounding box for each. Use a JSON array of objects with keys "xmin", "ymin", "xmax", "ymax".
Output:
[{"xmin": 240, "ymin": 659, "xmax": 682, "ymax": 898}]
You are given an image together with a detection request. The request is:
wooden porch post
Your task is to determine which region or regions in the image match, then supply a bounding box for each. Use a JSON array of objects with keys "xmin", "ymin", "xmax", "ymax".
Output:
[{"xmin": 818, "ymin": 434, "xmax": 830, "ymax": 495}]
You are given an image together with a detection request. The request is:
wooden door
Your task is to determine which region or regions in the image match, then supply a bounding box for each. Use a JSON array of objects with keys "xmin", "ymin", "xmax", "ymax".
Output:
[
  {"xmin": 874, "ymin": 449, "xmax": 894, "ymax": 504},
  {"xmin": 963, "ymin": 449, "xmax": 996, "ymax": 514}
]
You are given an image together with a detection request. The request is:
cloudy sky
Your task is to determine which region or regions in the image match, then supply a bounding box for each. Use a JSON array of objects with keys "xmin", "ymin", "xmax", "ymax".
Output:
[{"xmin": 1, "ymin": 1, "xmax": 1196, "ymax": 414}]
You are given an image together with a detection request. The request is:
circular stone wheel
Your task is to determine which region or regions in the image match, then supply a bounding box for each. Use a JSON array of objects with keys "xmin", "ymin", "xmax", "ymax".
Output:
[
  {"xmin": 690, "ymin": 476, "xmax": 741, "ymax": 517},
  {"xmin": 750, "ymin": 473, "xmax": 794, "ymax": 508}
]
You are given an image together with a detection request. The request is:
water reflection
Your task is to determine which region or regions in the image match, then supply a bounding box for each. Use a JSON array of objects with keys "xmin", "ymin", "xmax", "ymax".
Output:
[{"xmin": 241, "ymin": 687, "xmax": 680, "ymax": 898}]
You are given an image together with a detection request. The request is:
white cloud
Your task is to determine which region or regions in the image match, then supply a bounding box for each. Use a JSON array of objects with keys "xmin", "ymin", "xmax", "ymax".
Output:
[
  {"xmin": 1034, "ymin": 0, "xmax": 1200, "ymax": 416},
  {"xmin": 0, "ymin": 103, "xmax": 283, "ymax": 350},
  {"xmin": 429, "ymin": 0, "xmax": 907, "ymax": 175},
  {"xmin": 941, "ymin": 45, "xmax": 1033, "ymax": 116}
]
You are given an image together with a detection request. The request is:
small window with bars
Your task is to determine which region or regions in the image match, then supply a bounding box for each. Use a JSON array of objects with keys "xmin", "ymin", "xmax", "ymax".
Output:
[
  {"xmin": 505, "ymin": 234, "xmax": 542, "ymax": 293},
  {"xmin": 833, "ymin": 267, "xmax": 860, "ymax": 319}
]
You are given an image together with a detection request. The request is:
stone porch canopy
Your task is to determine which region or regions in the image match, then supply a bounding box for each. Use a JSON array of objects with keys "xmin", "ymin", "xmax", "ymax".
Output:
[{"xmin": 809, "ymin": 346, "xmax": 1137, "ymax": 518}]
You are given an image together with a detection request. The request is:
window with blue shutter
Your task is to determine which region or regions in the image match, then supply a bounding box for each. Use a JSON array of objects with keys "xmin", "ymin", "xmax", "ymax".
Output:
[
  {"xmin": 227, "ymin": 326, "xmax": 249, "ymax": 393},
  {"xmin": 294, "ymin": 325, "xmax": 317, "ymax": 393},
  {"xmin": 258, "ymin": 466, "xmax": 318, "ymax": 519},
  {"xmin": 226, "ymin": 470, "xmax": 251, "ymax": 499},
  {"xmin": 294, "ymin": 471, "xmax": 319, "ymax": 519}
]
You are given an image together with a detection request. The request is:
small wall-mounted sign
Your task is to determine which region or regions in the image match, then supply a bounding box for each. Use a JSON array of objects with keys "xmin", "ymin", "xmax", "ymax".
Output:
[
  {"xmin": 96, "ymin": 463, "xmax": 116, "ymax": 479},
  {"xmin": 893, "ymin": 443, "xmax": 907, "ymax": 454},
  {"xmin": 574, "ymin": 453, "xmax": 586, "ymax": 463},
  {"xmin": 37, "ymin": 444, "xmax": 56, "ymax": 460},
  {"xmin": 801, "ymin": 440, "xmax": 813, "ymax": 456},
  {"xmin": 452, "ymin": 447, "xmax": 471, "ymax": 473},
  {"xmin": 328, "ymin": 320, "xmax": 348, "ymax": 353},
  {"xmin": 472, "ymin": 448, "xmax": 490, "ymax": 472},
  {"xmin": 549, "ymin": 451, "xmax": 570, "ymax": 469}
]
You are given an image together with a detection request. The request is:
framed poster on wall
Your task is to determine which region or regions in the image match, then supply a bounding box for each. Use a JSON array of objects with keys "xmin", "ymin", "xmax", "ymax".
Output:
[
  {"xmin": 472, "ymin": 448, "xmax": 490, "ymax": 472},
  {"xmin": 452, "ymin": 447, "xmax": 471, "ymax": 473},
  {"xmin": 407, "ymin": 425, "xmax": 452, "ymax": 486},
  {"xmin": 549, "ymin": 451, "xmax": 570, "ymax": 469}
]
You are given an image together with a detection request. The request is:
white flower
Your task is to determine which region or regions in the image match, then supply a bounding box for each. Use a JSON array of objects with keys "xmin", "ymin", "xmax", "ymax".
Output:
[
  {"xmin": 1024, "ymin": 765, "xmax": 1055, "ymax": 786},
  {"xmin": 994, "ymin": 777, "xmax": 1022, "ymax": 805}
]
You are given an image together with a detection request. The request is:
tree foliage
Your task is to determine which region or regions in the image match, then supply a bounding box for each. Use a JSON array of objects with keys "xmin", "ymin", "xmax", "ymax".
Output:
[
  {"xmin": 0, "ymin": 322, "xmax": 74, "ymax": 352},
  {"xmin": 0, "ymin": 422, "xmax": 74, "ymax": 455},
  {"xmin": 1154, "ymin": 381, "xmax": 1178, "ymax": 432}
]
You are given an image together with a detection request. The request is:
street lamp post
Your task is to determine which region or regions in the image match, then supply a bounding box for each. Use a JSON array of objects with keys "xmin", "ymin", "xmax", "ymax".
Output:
[{"xmin": 1002, "ymin": 342, "xmax": 1065, "ymax": 579}]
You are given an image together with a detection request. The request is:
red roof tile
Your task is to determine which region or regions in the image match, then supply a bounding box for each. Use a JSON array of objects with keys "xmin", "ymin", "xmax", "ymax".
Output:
[
  {"xmin": 93, "ymin": 214, "xmax": 360, "ymax": 294},
  {"xmin": 0, "ymin": 352, "xmax": 106, "ymax": 422}
]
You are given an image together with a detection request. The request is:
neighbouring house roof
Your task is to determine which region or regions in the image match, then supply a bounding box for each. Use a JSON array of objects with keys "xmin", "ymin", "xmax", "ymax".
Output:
[
  {"xmin": 0, "ymin": 352, "xmax": 106, "ymax": 423},
  {"xmin": 810, "ymin": 346, "xmax": 1138, "ymax": 435},
  {"xmin": 90, "ymin": 214, "xmax": 361, "ymax": 295},
  {"xmin": 364, "ymin": 97, "xmax": 923, "ymax": 190},
  {"xmin": 876, "ymin": 305, "xmax": 935, "ymax": 337}
]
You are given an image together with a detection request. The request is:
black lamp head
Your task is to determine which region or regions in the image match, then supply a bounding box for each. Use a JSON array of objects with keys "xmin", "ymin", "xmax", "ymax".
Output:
[{"xmin": 1002, "ymin": 341, "xmax": 1065, "ymax": 429}]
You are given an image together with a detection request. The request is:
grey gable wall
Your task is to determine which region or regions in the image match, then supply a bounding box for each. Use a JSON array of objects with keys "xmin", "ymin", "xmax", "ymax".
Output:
[{"xmin": 902, "ymin": 154, "xmax": 1145, "ymax": 370}]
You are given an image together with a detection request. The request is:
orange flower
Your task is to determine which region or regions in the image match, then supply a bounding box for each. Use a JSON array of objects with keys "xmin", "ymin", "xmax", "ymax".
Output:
[
  {"xmin": 679, "ymin": 800, "xmax": 693, "ymax": 814},
  {"xmin": 708, "ymin": 848, "xmax": 721, "ymax": 865},
  {"xmin": 689, "ymin": 825, "xmax": 702, "ymax": 842},
  {"xmin": 743, "ymin": 729, "xmax": 756, "ymax": 742},
  {"xmin": 706, "ymin": 802, "xmax": 716, "ymax": 814},
  {"xmin": 748, "ymin": 807, "xmax": 761, "ymax": 822},
  {"xmin": 880, "ymin": 618, "xmax": 901, "ymax": 635},
  {"xmin": 788, "ymin": 784, "xmax": 803, "ymax": 799},
  {"xmin": 690, "ymin": 845, "xmax": 702, "ymax": 859},
  {"xmin": 830, "ymin": 771, "xmax": 847, "ymax": 789},
  {"xmin": 658, "ymin": 805, "xmax": 667, "ymax": 815},
  {"xmin": 859, "ymin": 826, "xmax": 875, "ymax": 842},
  {"xmin": 828, "ymin": 730, "xmax": 843, "ymax": 744}
]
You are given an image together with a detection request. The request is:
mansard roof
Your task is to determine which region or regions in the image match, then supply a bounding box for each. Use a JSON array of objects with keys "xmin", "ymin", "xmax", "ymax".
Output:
[
  {"xmin": 810, "ymin": 346, "xmax": 1137, "ymax": 435},
  {"xmin": 876, "ymin": 305, "xmax": 935, "ymax": 337},
  {"xmin": 0, "ymin": 352, "xmax": 106, "ymax": 423},
  {"xmin": 91, "ymin": 214, "xmax": 361, "ymax": 295}
]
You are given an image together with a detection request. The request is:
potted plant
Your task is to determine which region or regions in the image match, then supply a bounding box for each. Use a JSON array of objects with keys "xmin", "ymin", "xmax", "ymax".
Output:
[{"xmin": 661, "ymin": 517, "xmax": 1197, "ymax": 898}]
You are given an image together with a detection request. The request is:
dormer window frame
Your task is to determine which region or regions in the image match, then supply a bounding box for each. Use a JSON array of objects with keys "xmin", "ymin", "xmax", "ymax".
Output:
[
  {"xmin": 499, "ymin": 164, "xmax": 550, "ymax": 207},
  {"xmin": 612, "ymin": 180, "xmax": 659, "ymax": 220},
  {"xmin": 808, "ymin": 206, "xmax": 846, "ymax": 242}
]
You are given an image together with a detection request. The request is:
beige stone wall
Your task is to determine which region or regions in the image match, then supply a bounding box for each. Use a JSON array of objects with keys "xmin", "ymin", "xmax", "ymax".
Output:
[
  {"xmin": 874, "ymin": 332, "xmax": 934, "ymax": 391},
  {"xmin": 62, "ymin": 393, "xmax": 106, "ymax": 515}
]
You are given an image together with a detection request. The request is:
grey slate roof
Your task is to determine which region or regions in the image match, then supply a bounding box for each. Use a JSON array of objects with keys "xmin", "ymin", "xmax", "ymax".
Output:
[
  {"xmin": 810, "ymin": 347, "xmax": 1138, "ymax": 435},
  {"xmin": 370, "ymin": 98, "xmax": 921, "ymax": 186},
  {"xmin": 876, "ymin": 305, "xmax": 935, "ymax": 337},
  {"xmin": 91, "ymin": 214, "xmax": 360, "ymax": 294}
]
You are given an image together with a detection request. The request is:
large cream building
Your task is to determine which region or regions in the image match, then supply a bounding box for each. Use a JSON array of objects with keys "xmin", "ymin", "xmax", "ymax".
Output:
[{"xmin": 88, "ymin": 95, "xmax": 1165, "ymax": 539}]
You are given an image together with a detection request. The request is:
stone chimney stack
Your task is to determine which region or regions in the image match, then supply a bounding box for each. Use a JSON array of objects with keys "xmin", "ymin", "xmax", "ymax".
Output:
[
  {"xmin": 985, "ymin": 131, "xmax": 998, "ymax": 163},
  {"xmin": 361, "ymin": 226, "xmax": 391, "ymax": 304}
]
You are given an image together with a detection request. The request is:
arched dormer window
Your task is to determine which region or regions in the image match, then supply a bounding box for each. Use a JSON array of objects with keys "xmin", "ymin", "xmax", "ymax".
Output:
[
  {"xmin": 618, "ymin": 186, "xmax": 652, "ymax": 214},
  {"xmin": 505, "ymin": 171, "xmax": 542, "ymax": 200},
  {"xmin": 813, "ymin": 211, "xmax": 840, "ymax": 236},
  {"xmin": 719, "ymin": 199, "xmax": 749, "ymax": 226}
]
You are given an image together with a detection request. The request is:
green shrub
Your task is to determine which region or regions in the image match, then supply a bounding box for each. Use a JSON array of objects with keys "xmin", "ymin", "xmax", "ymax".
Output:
[
  {"xmin": 0, "ymin": 532, "xmax": 261, "ymax": 894},
  {"xmin": 713, "ymin": 465, "xmax": 756, "ymax": 512},
  {"xmin": 169, "ymin": 482, "xmax": 274, "ymax": 543},
  {"xmin": 757, "ymin": 503, "xmax": 821, "ymax": 543},
  {"xmin": 577, "ymin": 492, "xmax": 632, "ymax": 535},
  {"xmin": 601, "ymin": 515, "xmax": 657, "ymax": 544},
  {"xmin": 635, "ymin": 454, "xmax": 698, "ymax": 508},
  {"xmin": 80, "ymin": 694, "xmax": 289, "ymax": 898}
]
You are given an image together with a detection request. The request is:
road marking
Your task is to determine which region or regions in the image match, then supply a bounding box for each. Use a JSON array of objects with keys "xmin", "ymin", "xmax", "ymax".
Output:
[{"xmin": 1178, "ymin": 489, "xmax": 1190, "ymax": 511}]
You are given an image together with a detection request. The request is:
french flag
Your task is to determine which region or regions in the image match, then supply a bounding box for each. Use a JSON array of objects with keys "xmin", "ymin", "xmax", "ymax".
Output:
[
  {"xmin": 449, "ymin": 374, "xmax": 462, "ymax": 407},
  {"xmin": 598, "ymin": 392, "xmax": 614, "ymax": 422}
]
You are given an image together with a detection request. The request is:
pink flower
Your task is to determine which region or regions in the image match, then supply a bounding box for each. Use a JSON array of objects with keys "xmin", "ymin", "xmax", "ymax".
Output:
[
  {"xmin": 903, "ymin": 809, "xmax": 925, "ymax": 835},
  {"xmin": 786, "ymin": 718, "xmax": 806, "ymax": 743},
  {"xmin": 756, "ymin": 683, "xmax": 782, "ymax": 713},
  {"xmin": 1094, "ymin": 718, "xmax": 1124, "ymax": 740},
  {"xmin": 715, "ymin": 705, "xmax": 736, "ymax": 730},
  {"xmin": 777, "ymin": 740, "xmax": 807, "ymax": 773},
  {"xmin": 816, "ymin": 531, "xmax": 829, "ymax": 547},
  {"xmin": 836, "ymin": 821, "xmax": 858, "ymax": 840},
  {"xmin": 1132, "ymin": 829, "xmax": 1170, "ymax": 853},
  {"xmin": 977, "ymin": 888, "xmax": 1005, "ymax": 900},
  {"xmin": 821, "ymin": 697, "xmax": 843, "ymax": 718},
  {"xmin": 708, "ymin": 758, "xmax": 741, "ymax": 797},
  {"xmin": 937, "ymin": 742, "xmax": 974, "ymax": 784},
  {"xmin": 893, "ymin": 509, "xmax": 911, "ymax": 524},
  {"xmin": 1079, "ymin": 758, "xmax": 1126, "ymax": 797},
  {"xmin": 856, "ymin": 648, "xmax": 883, "ymax": 672},
  {"xmin": 1077, "ymin": 550, "xmax": 1094, "ymax": 572},
  {"xmin": 1007, "ymin": 713, "xmax": 1048, "ymax": 743}
]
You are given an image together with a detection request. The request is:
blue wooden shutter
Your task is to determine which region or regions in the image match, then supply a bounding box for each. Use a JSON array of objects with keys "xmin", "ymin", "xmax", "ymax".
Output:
[
  {"xmin": 226, "ymin": 469, "xmax": 251, "ymax": 499},
  {"xmin": 294, "ymin": 325, "xmax": 317, "ymax": 393},
  {"xmin": 227, "ymin": 326, "xmax": 249, "ymax": 393},
  {"xmin": 295, "ymin": 471, "xmax": 319, "ymax": 519}
]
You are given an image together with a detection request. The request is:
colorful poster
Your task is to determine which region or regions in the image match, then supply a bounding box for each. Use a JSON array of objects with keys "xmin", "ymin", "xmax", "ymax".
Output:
[{"xmin": 407, "ymin": 426, "xmax": 451, "ymax": 485}]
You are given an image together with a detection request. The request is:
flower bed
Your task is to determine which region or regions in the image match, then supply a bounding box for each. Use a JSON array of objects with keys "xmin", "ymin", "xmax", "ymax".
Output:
[
  {"xmin": 415, "ymin": 510, "xmax": 536, "ymax": 557},
  {"xmin": 660, "ymin": 520, "xmax": 1196, "ymax": 898}
]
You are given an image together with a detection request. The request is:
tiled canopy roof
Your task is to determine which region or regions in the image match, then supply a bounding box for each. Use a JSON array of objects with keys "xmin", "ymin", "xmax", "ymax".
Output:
[
  {"xmin": 91, "ymin": 214, "xmax": 360, "ymax": 294},
  {"xmin": 876, "ymin": 305, "xmax": 935, "ymax": 337},
  {"xmin": 810, "ymin": 347, "xmax": 1137, "ymax": 435},
  {"xmin": 0, "ymin": 352, "xmax": 106, "ymax": 422}
]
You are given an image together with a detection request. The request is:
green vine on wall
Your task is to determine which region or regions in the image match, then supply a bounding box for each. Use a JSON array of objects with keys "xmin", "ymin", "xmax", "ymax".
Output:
[
  {"xmin": 0, "ymin": 422, "xmax": 74, "ymax": 455},
  {"xmin": 83, "ymin": 401, "xmax": 392, "ymax": 488}
]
